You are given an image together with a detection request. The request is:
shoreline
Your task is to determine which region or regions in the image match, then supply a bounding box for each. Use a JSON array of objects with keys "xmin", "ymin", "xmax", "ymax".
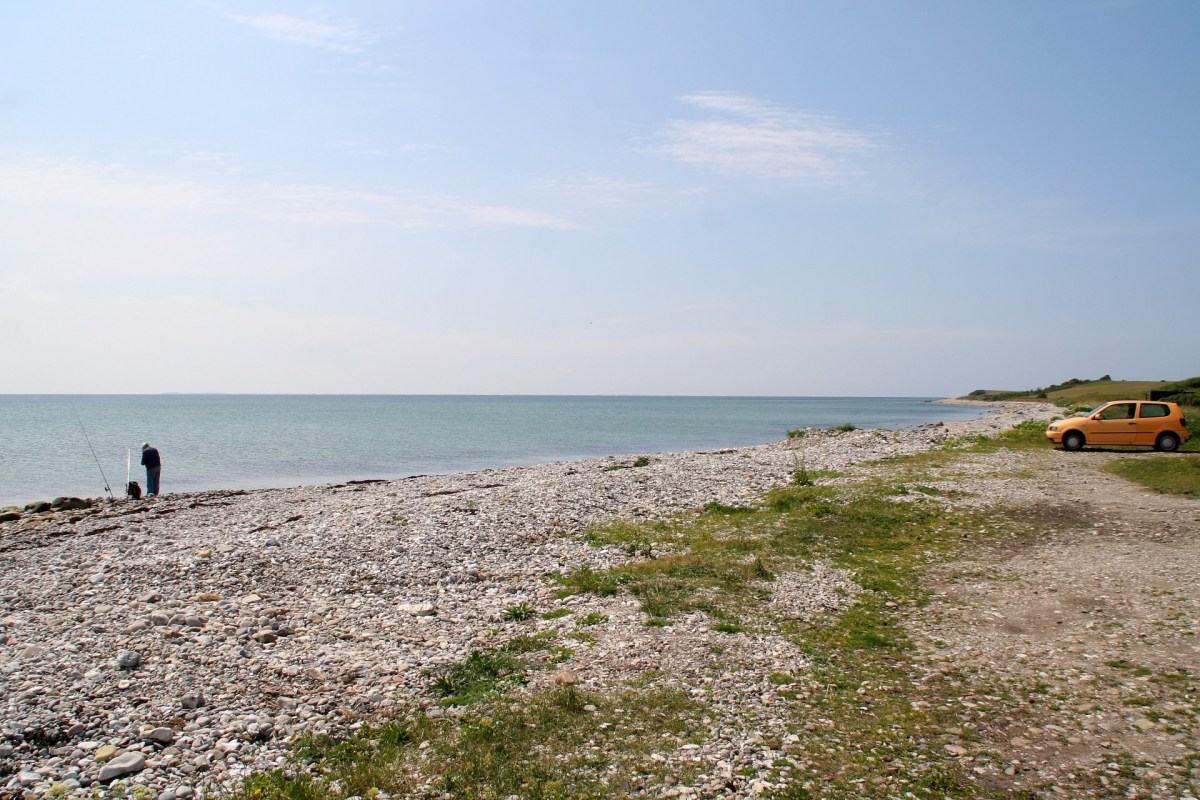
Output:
[
  {"xmin": 0, "ymin": 402, "xmax": 1058, "ymax": 796},
  {"xmin": 1, "ymin": 398, "xmax": 1010, "ymax": 512}
]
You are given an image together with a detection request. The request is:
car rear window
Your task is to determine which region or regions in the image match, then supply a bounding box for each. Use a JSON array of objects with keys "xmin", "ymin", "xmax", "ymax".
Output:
[{"xmin": 1140, "ymin": 403, "xmax": 1170, "ymax": 418}]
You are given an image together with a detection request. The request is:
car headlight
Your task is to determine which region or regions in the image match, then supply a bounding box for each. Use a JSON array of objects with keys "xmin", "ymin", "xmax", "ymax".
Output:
[{"xmin": 1047, "ymin": 425, "xmax": 1058, "ymax": 431}]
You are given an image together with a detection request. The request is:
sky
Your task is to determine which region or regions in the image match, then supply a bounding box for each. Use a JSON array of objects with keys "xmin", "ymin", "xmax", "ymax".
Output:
[{"xmin": 2, "ymin": 1, "xmax": 1197, "ymax": 396}]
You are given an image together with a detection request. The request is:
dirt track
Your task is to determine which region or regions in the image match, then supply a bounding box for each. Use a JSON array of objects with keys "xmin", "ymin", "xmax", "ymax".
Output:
[{"xmin": 904, "ymin": 447, "xmax": 1200, "ymax": 798}]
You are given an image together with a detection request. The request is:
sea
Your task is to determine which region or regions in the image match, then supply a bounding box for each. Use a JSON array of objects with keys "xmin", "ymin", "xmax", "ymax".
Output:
[{"xmin": 0, "ymin": 395, "xmax": 988, "ymax": 507}]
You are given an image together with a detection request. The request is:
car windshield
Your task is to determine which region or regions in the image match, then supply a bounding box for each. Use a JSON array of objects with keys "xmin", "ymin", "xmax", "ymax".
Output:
[{"xmin": 1085, "ymin": 403, "xmax": 1110, "ymax": 417}]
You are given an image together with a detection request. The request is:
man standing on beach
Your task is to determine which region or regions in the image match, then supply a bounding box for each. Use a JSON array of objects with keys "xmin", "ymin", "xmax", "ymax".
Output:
[{"xmin": 141, "ymin": 443, "xmax": 161, "ymax": 496}]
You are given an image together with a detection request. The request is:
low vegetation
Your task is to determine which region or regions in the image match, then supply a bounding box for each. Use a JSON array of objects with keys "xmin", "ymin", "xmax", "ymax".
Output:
[
  {"xmin": 1158, "ymin": 376, "xmax": 1200, "ymax": 406},
  {"xmin": 964, "ymin": 373, "xmax": 1199, "ymax": 408},
  {"xmin": 1105, "ymin": 455, "xmax": 1200, "ymax": 497},
  {"xmin": 603, "ymin": 456, "xmax": 652, "ymax": 472},
  {"xmin": 228, "ymin": 684, "xmax": 704, "ymax": 800}
]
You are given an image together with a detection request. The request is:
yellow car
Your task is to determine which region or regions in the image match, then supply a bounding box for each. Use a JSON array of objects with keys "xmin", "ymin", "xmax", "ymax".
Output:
[{"xmin": 1046, "ymin": 400, "xmax": 1189, "ymax": 452}]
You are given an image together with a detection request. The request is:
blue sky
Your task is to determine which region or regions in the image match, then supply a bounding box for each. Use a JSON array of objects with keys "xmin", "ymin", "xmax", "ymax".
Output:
[{"xmin": 2, "ymin": 1, "xmax": 1197, "ymax": 395}]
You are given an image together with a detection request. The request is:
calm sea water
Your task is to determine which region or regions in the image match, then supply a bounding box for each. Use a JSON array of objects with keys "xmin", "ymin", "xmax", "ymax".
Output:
[{"xmin": 0, "ymin": 395, "xmax": 986, "ymax": 506}]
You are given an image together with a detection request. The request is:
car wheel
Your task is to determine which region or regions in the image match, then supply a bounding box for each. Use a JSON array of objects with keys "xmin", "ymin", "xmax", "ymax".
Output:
[
  {"xmin": 1062, "ymin": 431, "xmax": 1085, "ymax": 451},
  {"xmin": 1154, "ymin": 432, "xmax": 1180, "ymax": 452}
]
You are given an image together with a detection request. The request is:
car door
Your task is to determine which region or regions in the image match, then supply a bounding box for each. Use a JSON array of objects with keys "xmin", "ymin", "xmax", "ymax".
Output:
[
  {"xmin": 1133, "ymin": 402, "xmax": 1172, "ymax": 445},
  {"xmin": 1087, "ymin": 402, "xmax": 1137, "ymax": 446}
]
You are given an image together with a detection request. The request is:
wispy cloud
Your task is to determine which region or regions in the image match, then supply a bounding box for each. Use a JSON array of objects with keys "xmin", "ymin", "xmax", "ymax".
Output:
[
  {"xmin": 228, "ymin": 13, "xmax": 372, "ymax": 53},
  {"xmin": 0, "ymin": 158, "xmax": 580, "ymax": 284},
  {"xmin": 0, "ymin": 158, "xmax": 576, "ymax": 230},
  {"xmin": 463, "ymin": 205, "xmax": 579, "ymax": 230},
  {"xmin": 537, "ymin": 173, "xmax": 660, "ymax": 206},
  {"xmin": 655, "ymin": 91, "xmax": 882, "ymax": 185}
]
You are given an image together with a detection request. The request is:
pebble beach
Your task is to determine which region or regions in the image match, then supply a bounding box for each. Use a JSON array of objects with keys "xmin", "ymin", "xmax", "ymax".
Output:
[{"xmin": 0, "ymin": 401, "xmax": 1058, "ymax": 798}]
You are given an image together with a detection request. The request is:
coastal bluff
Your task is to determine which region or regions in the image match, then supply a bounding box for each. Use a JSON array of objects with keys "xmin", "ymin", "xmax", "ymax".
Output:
[{"xmin": 1, "ymin": 402, "xmax": 1056, "ymax": 797}]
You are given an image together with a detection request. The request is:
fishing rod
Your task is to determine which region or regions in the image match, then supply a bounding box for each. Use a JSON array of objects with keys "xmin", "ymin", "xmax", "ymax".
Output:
[{"xmin": 71, "ymin": 402, "xmax": 113, "ymax": 501}]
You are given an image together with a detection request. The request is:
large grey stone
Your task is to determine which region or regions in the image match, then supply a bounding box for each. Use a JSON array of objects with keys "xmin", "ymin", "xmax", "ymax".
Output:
[
  {"xmin": 143, "ymin": 726, "xmax": 175, "ymax": 744},
  {"xmin": 98, "ymin": 751, "xmax": 146, "ymax": 782},
  {"xmin": 181, "ymin": 690, "xmax": 205, "ymax": 710},
  {"xmin": 52, "ymin": 496, "xmax": 91, "ymax": 511}
]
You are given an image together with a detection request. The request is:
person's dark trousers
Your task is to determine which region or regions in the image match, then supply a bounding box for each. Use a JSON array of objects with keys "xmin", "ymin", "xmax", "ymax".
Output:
[{"xmin": 146, "ymin": 466, "xmax": 161, "ymax": 496}]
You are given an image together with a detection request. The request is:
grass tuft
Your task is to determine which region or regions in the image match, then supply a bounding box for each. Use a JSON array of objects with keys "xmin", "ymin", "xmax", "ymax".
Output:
[{"xmin": 501, "ymin": 601, "xmax": 537, "ymax": 621}]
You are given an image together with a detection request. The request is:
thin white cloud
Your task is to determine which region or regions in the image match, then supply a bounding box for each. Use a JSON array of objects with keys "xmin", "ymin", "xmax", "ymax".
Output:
[
  {"xmin": 0, "ymin": 158, "xmax": 577, "ymax": 253},
  {"xmin": 537, "ymin": 173, "xmax": 660, "ymax": 206},
  {"xmin": 228, "ymin": 13, "xmax": 372, "ymax": 53},
  {"xmin": 655, "ymin": 91, "xmax": 881, "ymax": 185},
  {"xmin": 0, "ymin": 158, "xmax": 584, "ymax": 295},
  {"xmin": 463, "ymin": 205, "xmax": 579, "ymax": 230}
]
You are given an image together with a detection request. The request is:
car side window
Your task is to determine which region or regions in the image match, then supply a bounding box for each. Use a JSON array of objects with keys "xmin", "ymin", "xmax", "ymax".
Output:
[
  {"xmin": 1099, "ymin": 403, "xmax": 1136, "ymax": 420},
  {"xmin": 1140, "ymin": 403, "xmax": 1170, "ymax": 418}
]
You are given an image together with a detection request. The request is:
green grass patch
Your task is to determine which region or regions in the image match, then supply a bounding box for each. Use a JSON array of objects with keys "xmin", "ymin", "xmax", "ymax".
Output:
[
  {"xmin": 942, "ymin": 418, "xmax": 1051, "ymax": 454},
  {"xmin": 702, "ymin": 501, "xmax": 756, "ymax": 515},
  {"xmin": 562, "ymin": 478, "xmax": 963, "ymax": 625},
  {"xmin": 427, "ymin": 633, "xmax": 556, "ymax": 706},
  {"xmin": 1105, "ymin": 455, "xmax": 1200, "ymax": 497},
  {"xmin": 965, "ymin": 377, "xmax": 1169, "ymax": 405},
  {"xmin": 603, "ymin": 456, "xmax": 652, "ymax": 472},
  {"xmin": 228, "ymin": 685, "xmax": 703, "ymax": 800},
  {"xmin": 1047, "ymin": 379, "xmax": 1169, "ymax": 405},
  {"xmin": 581, "ymin": 519, "xmax": 672, "ymax": 556}
]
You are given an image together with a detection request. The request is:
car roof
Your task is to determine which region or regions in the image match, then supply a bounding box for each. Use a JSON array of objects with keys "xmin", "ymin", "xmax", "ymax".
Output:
[{"xmin": 1100, "ymin": 400, "xmax": 1178, "ymax": 406}]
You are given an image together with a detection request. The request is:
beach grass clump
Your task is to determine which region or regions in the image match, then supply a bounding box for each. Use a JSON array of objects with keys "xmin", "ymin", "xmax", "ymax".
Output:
[
  {"xmin": 501, "ymin": 600, "xmax": 537, "ymax": 621},
  {"xmin": 832, "ymin": 422, "xmax": 857, "ymax": 433},
  {"xmin": 791, "ymin": 452, "xmax": 813, "ymax": 486},
  {"xmin": 427, "ymin": 632, "xmax": 556, "ymax": 706},
  {"xmin": 603, "ymin": 456, "xmax": 653, "ymax": 472},
  {"xmin": 429, "ymin": 647, "xmax": 528, "ymax": 706},
  {"xmin": 786, "ymin": 454, "xmax": 839, "ymax": 487}
]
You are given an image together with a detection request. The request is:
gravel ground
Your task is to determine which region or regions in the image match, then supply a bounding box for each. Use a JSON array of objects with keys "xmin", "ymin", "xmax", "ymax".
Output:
[{"xmin": 1, "ymin": 401, "xmax": 1085, "ymax": 799}]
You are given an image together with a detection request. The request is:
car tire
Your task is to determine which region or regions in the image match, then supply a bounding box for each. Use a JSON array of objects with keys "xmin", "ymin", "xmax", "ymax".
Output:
[
  {"xmin": 1062, "ymin": 431, "xmax": 1085, "ymax": 452},
  {"xmin": 1154, "ymin": 432, "xmax": 1180, "ymax": 453}
]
